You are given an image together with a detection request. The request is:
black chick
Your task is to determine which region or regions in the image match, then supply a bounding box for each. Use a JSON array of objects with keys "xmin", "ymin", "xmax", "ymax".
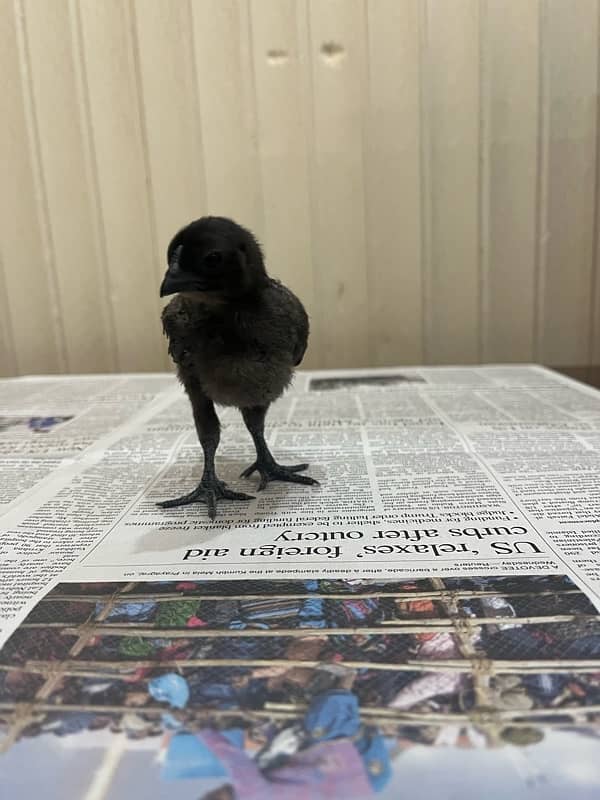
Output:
[{"xmin": 158, "ymin": 216, "xmax": 318, "ymax": 518}]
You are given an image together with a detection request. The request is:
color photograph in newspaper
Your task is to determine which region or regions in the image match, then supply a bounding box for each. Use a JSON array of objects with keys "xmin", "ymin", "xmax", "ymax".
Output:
[{"xmin": 0, "ymin": 572, "xmax": 599, "ymax": 798}]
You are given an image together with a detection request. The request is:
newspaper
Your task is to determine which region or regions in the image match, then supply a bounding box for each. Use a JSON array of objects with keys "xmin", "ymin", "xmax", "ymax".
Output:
[
  {"xmin": 1, "ymin": 364, "xmax": 599, "ymax": 797},
  {"xmin": 0, "ymin": 373, "xmax": 175, "ymax": 512}
]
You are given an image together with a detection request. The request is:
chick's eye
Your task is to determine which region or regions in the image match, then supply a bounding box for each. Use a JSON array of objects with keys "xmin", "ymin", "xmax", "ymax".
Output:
[{"xmin": 204, "ymin": 251, "xmax": 222, "ymax": 267}]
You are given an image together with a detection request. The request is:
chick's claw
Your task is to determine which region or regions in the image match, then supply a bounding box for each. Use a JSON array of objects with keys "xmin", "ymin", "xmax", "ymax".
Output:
[
  {"xmin": 157, "ymin": 477, "xmax": 254, "ymax": 520},
  {"xmin": 241, "ymin": 459, "xmax": 319, "ymax": 492}
]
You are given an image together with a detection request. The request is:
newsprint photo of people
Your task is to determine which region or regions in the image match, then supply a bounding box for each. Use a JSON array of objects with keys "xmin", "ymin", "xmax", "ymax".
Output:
[{"xmin": 0, "ymin": 573, "xmax": 599, "ymax": 799}]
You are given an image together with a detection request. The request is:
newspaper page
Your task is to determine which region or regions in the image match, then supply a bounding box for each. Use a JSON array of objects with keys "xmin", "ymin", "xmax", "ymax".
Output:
[
  {"xmin": 1, "ymin": 364, "xmax": 599, "ymax": 798},
  {"xmin": 0, "ymin": 373, "xmax": 175, "ymax": 512}
]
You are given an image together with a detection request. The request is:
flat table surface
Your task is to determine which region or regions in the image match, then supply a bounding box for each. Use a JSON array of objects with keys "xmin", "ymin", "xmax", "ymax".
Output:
[{"xmin": 552, "ymin": 365, "xmax": 600, "ymax": 389}]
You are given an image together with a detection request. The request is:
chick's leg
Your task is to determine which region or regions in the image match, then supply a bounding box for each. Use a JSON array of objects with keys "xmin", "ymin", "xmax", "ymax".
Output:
[
  {"xmin": 157, "ymin": 388, "xmax": 254, "ymax": 519},
  {"xmin": 240, "ymin": 405, "xmax": 318, "ymax": 491}
]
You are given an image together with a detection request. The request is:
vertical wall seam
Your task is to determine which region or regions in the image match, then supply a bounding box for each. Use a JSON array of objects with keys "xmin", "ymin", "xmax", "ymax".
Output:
[
  {"xmin": 299, "ymin": 0, "xmax": 322, "ymax": 365},
  {"xmin": 127, "ymin": 0, "xmax": 167, "ymax": 371},
  {"xmin": 14, "ymin": 0, "xmax": 68, "ymax": 372},
  {"xmin": 68, "ymin": 0, "xmax": 119, "ymax": 372},
  {"xmin": 588, "ymin": 0, "xmax": 600, "ymax": 365},
  {"xmin": 244, "ymin": 0, "xmax": 266, "ymax": 239},
  {"xmin": 478, "ymin": 0, "xmax": 490, "ymax": 363},
  {"xmin": 362, "ymin": 0, "xmax": 374, "ymax": 366},
  {"xmin": 418, "ymin": 0, "xmax": 432, "ymax": 364},
  {"xmin": 128, "ymin": 0, "xmax": 161, "ymax": 290},
  {"xmin": 187, "ymin": 0, "xmax": 209, "ymax": 212},
  {"xmin": 533, "ymin": 0, "xmax": 550, "ymax": 363},
  {"xmin": 0, "ymin": 248, "xmax": 18, "ymax": 374}
]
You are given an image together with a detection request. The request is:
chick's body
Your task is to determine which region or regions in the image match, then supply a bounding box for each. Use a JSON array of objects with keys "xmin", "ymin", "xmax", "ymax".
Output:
[
  {"xmin": 162, "ymin": 279, "xmax": 307, "ymax": 408},
  {"xmin": 157, "ymin": 216, "xmax": 317, "ymax": 519}
]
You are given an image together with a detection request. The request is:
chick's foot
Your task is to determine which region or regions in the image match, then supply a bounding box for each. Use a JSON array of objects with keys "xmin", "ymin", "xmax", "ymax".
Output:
[
  {"xmin": 240, "ymin": 457, "xmax": 319, "ymax": 492},
  {"xmin": 157, "ymin": 476, "xmax": 254, "ymax": 520}
]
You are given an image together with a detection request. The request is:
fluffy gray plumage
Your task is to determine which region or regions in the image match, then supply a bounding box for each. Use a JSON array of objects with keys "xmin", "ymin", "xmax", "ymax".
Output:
[
  {"xmin": 158, "ymin": 216, "xmax": 317, "ymax": 518},
  {"xmin": 162, "ymin": 276, "xmax": 307, "ymax": 407}
]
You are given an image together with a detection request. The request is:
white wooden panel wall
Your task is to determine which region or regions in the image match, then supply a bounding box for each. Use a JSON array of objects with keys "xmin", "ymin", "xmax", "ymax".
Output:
[
  {"xmin": 1, "ymin": 0, "xmax": 600, "ymax": 376},
  {"xmin": 538, "ymin": 0, "xmax": 598, "ymax": 366},
  {"xmin": 366, "ymin": 0, "xmax": 422, "ymax": 366},
  {"xmin": 482, "ymin": 0, "xmax": 539, "ymax": 363},
  {"xmin": 423, "ymin": 0, "xmax": 481, "ymax": 364}
]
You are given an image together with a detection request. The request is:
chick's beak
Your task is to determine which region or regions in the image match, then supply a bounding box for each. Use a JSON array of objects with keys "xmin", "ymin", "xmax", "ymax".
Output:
[
  {"xmin": 160, "ymin": 247, "xmax": 193, "ymax": 297},
  {"xmin": 160, "ymin": 267, "xmax": 184, "ymax": 297}
]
